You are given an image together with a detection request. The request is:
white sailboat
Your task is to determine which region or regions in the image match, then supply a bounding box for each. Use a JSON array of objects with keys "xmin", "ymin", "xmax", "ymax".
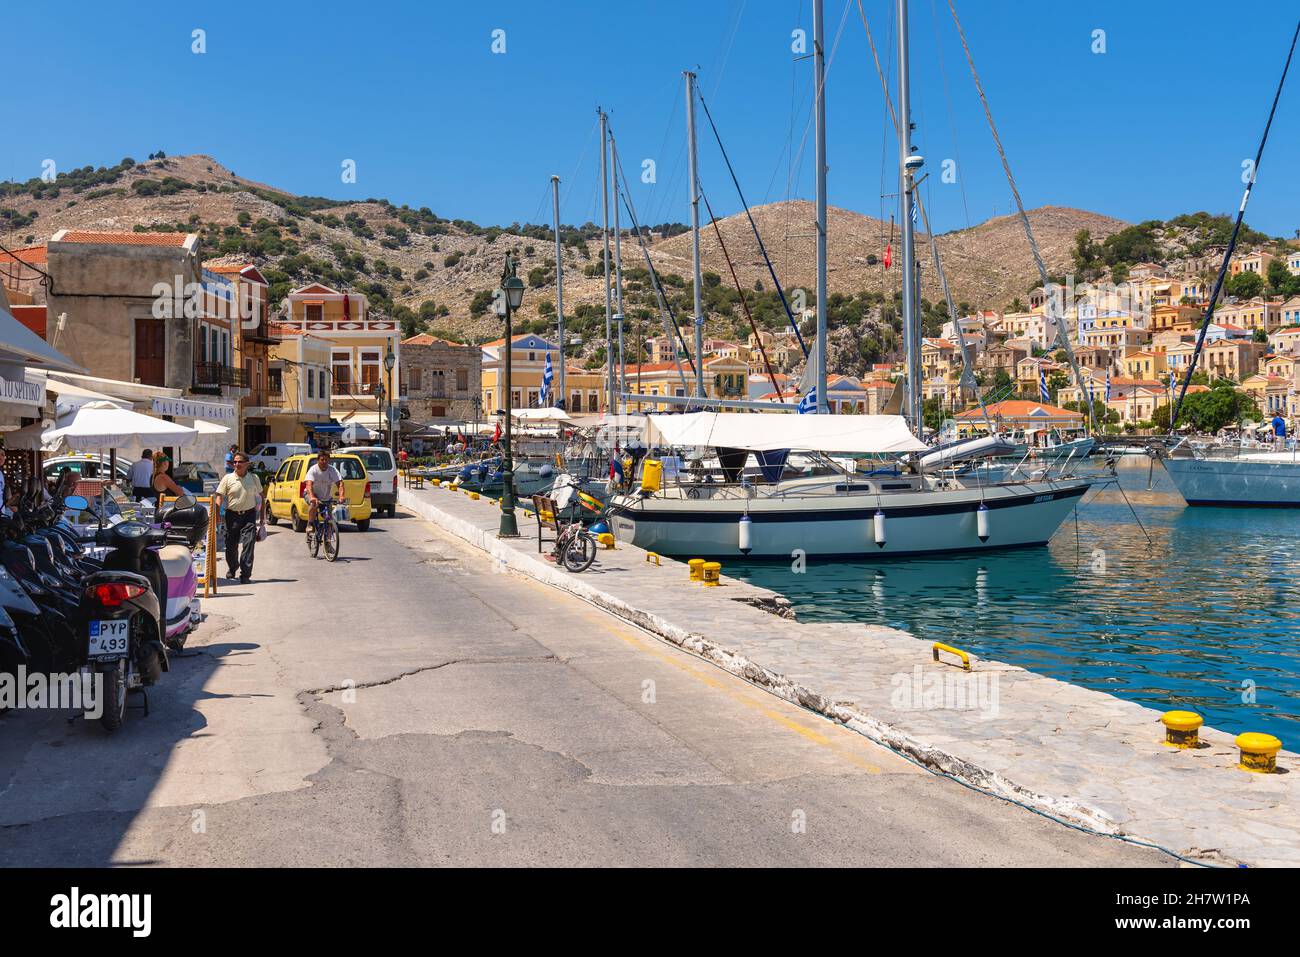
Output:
[
  {"xmin": 1163, "ymin": 440, "xmax": 1300, "ymax": 507},
  {"xmin": 608, "ymin": 0, "xmax": 1093, "ymax": 559}
]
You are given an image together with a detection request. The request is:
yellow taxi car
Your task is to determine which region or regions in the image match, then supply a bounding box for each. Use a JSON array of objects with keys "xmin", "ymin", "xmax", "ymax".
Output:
[{"xmin": 264, "ymin": 452, "xmax": 373, "ymax": 532}]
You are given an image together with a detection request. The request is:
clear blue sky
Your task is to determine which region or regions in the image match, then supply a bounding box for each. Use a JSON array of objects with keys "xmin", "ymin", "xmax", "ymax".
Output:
[{"xmin": 6, "ymin": 1, "xmax": 1300, "ymax": 237}]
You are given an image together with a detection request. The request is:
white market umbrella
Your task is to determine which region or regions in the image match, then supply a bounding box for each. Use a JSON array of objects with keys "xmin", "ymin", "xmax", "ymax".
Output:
[
  {"xmin": 41, "ymin": 400, "xmax": 198, "ymax": 451},
  {"xmin": 4, "ymin": 420, "xmax": 62, "ymax": 453}
]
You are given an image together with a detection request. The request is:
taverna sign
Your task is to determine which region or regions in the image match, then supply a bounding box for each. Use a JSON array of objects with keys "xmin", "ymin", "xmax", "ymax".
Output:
[{"xmin": 152, "ymin": 397, "xmax": 236, "ymax": 422}]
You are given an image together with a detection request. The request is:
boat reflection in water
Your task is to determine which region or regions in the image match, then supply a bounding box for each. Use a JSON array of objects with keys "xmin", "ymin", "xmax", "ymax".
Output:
[{"xmin": 727, "ymin": 459, "xmax": 1300, "ymax": 742}]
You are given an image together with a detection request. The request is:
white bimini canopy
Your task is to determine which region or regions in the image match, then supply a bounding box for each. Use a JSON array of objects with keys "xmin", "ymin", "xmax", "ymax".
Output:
[
  {"xmin": 511, "ymin": 407, "xmax": 577, "ymax": 424},
  {"xmin": 41, "ymin": 400, "xmax": 198, "ymax": 451},
  {"xmin": 643, "ymin": 411, "xmax": 926, "ymax": 455}
]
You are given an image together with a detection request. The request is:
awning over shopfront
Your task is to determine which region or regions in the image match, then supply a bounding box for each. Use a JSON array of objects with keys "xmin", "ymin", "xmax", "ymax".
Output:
[
  {"xmin": 0, "ymin": 296, "xmax": 84, "ymax": 373},
  {"xmin": 193, "ymin": 418, "xmax": 232, "ymax": 435},
  {"xmin": 47, "ymin": 370, "xmax": 182, "ymax": 409}
]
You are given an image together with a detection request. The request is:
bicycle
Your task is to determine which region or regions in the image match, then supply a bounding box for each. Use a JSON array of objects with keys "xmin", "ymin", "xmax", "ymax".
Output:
[
  {"xmin": 548, "ymin": 513, "xmax": 596, "ymax": 572},
  {"xmin": 305, "ymin": 498, "xmax": 340, "ymax": 562}
]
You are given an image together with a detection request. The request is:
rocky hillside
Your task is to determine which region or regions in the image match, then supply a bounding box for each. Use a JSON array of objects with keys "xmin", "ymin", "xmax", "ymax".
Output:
[{"xmin": 2, "ymin": 153, "xmax": 1129, "ymax": 347}]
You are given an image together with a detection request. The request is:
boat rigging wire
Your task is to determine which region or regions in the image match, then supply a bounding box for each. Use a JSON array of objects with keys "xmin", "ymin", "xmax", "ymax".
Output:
[
  {"xmin": 696, "ymin": 89, "xmax": 809, "ymax": 358},
  {"xmin": 854, "ymin": 0, "xmax": 989, "ymax": 430},
  {"xmin": 1169, "ymin": 19, "xmax": 1300, "ymax": 429},
  {"xmin": 699, "ymin": 186, "xmax": 786, "ymax": 400},
  {"xmin": 608, "ymin": 127, "xmax": 697, "ymax": 390},
  {"xmin": 929, "ymin": 0, "xmax": 970, "ymax": 228},
  {"xmin": 944, "ymin": 0, "xmax": 1094, "ymax": 436}
]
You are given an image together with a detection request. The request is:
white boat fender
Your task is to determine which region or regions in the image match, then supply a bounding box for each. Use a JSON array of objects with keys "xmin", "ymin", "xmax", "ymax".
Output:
[
  {"xmin": 873, "ymin": 509, "xmax": 886, "ymax": 548},
  {"xmin": 738, "ymin": 513, "xmax": 752, "ymax": 555},
  {"xmin": 977, "ymin": 502, "xmax": 990, "ymax": 543}
]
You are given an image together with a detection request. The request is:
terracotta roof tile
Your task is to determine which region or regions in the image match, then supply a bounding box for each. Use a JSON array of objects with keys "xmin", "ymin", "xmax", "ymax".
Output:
[
  {"xmin": 0, "ymin": 245, "xmax": 47, "ymax": 265},
  {"xmin": 56, "ymin": 230, "xmax": 193, "ymax": 246}
]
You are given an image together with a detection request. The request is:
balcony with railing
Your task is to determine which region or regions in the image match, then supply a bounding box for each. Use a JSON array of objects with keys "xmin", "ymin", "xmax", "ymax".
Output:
[
  {"xmin": 240, "ymin": 320, "xmax": 282, "ymax": 346},
  {"xmin": 193, "ymin": 362, "xmax": 249, "ymax": 394}
]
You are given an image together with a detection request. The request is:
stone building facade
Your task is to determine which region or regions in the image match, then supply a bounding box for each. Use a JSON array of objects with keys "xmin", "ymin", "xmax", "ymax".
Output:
[{"xmin": 399, "ymin": 333, "xmax": 481, "ymax": 423}]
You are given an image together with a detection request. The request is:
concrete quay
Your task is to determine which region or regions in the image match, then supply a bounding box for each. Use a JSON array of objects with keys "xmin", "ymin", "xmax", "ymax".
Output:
[{"xmin": 402, "ymin": 482, "xmax": 1300, "ymax": 867}]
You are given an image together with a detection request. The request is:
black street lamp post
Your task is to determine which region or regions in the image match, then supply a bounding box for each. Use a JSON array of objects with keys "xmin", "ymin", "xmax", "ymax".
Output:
[
  {"xmin": 498, "ymin": 255, "xmax": 526, "ymax": 538},
  {"xmin": 384, "ymin": 345, "xmax": 396, "ymax": 451}
]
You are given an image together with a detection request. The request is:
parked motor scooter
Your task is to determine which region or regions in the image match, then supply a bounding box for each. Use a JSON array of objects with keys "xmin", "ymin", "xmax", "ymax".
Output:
[
  {"xmin": 149, "ymin": 495, "xmax": 208, "ymax": 650},
  {"xmin": 69, "ymin": 495, "xmax": 168, "ymax": 732}
]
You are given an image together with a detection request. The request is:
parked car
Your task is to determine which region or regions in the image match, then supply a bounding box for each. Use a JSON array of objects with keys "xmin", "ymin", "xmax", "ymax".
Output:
[
  {"xmin": 247, "ymin": 442, "xmax": 312, "ymax": 473},
  {"xmin": 335, "ymin": 446, "xmax": 397, "ymax": 517},
  {"xmin": 42, "ymin": 454, "xmax": 131, "ymax": 486},
  {"xmin": 172, "ymin": 461, "xmax": 220, "ymax": 496},
  {"xmin": 264, "ymin": 453, "xmax": 373, "ymax": 532}
]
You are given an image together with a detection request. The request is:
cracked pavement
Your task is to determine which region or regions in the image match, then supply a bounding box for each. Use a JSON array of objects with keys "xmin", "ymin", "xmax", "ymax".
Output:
[{"xmin": 0, "ymin": 509, "xmax": 1170, "ymax": 866}]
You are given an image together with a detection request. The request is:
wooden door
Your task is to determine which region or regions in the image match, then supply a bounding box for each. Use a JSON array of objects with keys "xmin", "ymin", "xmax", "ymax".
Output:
[{"xmin": 134, "ymin": 318, "xmax": 166, "ymax": 385}]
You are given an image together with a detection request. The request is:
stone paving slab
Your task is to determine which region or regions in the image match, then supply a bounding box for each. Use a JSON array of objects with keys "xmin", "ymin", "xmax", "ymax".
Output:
[{"xmin": 401, "ymin": 483, "xmax": 1300, "ymax": 867}]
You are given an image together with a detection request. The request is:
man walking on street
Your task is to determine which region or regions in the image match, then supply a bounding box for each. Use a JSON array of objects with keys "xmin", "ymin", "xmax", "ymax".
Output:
[
  {"xmin": 130, "ymin": 449, "xmax": 154, "ymax": 501},
  {"xmin": 213, "ymin": 451, "xmax": 263, "ymax": 584}
]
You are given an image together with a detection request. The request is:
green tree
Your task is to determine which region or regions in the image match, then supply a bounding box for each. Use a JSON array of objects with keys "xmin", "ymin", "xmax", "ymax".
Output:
[
  {"xmin": 1267, "ymin": 258, "xmax": 1292, "ymax": 296},
  {"xmin": 1225, "ymin": 270, "xmax": 1264, "ymax": 299},
  {"xmin": 1172, "ymin": 385, "xmax": 1257, "ymax": 432}
]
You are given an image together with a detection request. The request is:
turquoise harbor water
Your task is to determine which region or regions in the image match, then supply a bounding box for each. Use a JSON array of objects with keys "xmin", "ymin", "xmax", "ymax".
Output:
[{"xmin": 726, "ymin": 458, "xmax": 1300, "ymax": 744}]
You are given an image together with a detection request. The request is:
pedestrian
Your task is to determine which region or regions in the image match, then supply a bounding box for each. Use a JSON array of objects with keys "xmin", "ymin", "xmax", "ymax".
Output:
[
  {"xmin": 224, "ymin": 444, "xmax": 238, "ymax": 473},
  {"xmin": 213, "ymin": 451, "xmax": 263, "ymax": 584},
  {"xmin": 1272, "ymin": 413, "xmax": 1287, "ymax": 452},
  {"xmin": 130, "ymin": 448, "xmax": 154, "ymax": 501},
  {"xmin": 0, "ymin": 448, "xmax": 11, "ymax": 517},
  {"xmin": 397, "ymin": 446, "xmax": 409, "ymax": 467}
]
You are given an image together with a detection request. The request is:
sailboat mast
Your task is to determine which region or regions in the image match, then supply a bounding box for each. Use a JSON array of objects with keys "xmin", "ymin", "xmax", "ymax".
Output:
[
  {"xmin": 612, "ymin": 134, "xmax": 626, "ymax": 404},
  {"xmin": 599, "ymin": 107, "xmax": 615, "ymax": 414},
  {"xmin": 685, "ymin": 70, "xmax": 706, "ymax": 400},
  {"xmin": 813, "ymin": 0, "xmax": 829, "ymax": 413},
  {"xmin": 897, "ymin": 0, "xmax": 923, "ymax": 435},
  {"xmin": 551, "ymin": 174, "xmax": 566, "ymax": 409}
]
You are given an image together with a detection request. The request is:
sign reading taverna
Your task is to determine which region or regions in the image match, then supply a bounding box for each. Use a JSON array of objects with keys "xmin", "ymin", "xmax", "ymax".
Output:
[
  {"xmin": 0, "ymin": 375, "xmax": 45, "ymax": 409},
  {"xmin": 152, "ymin": 397, "xmax": 237, "ymax": 422}
]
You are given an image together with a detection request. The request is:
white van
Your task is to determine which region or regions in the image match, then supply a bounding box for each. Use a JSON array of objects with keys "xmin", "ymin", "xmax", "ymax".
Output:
[
  {"xmin": 337, "ymin": 446, "xmax": 398, "ymax": 517},
  {"xmin": 247, "ymin": 442, "xmax": 312, "ymax": 473}
]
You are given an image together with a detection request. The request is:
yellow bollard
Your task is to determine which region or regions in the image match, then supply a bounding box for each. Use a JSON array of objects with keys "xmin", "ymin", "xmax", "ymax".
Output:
[
  {"xmin": 432, "ymin": 478, "xmax": 441, "ymax": 487},
  {"xmin": 597, "ymin": 532, "xmax": 615, "ymax": 549},
  {"xmin": 1160, "ymin": 711, "xmax": 1203, "ymax": 749},
  {"xmin": 1236, "ymin": 732, "xmax": 1282, "ymax": 773},
  {"xmin": 469, "ymin": 491, "xmax": 480, "ymax": 500},
  {"xmin": 702, "ymin": 561, "xmax": 721, "ymax": 586},
  {"xmin": 688, "ymin": 558, "xmax": 705, "ymax": 581},
  {"xmin": 646, "ymin": 552, "xmax": 661, "ymax": 566}
]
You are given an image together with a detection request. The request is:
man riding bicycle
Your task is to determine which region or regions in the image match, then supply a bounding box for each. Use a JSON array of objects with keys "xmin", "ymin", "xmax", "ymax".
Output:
[{"xmin": 304, "ymin": 450, "xmax": 345, "ymax": 527}]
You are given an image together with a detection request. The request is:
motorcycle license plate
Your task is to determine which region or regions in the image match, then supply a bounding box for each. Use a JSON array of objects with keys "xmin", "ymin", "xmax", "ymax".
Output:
[{"xmin": 88, "ymin": 619, "xmax": 129, "ymax": 658}]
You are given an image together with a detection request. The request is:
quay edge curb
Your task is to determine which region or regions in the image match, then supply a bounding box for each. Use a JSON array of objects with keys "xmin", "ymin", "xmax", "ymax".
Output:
[{"xmin": 398, "ymin": 488, "xmax": 1121, "ymax": 838}]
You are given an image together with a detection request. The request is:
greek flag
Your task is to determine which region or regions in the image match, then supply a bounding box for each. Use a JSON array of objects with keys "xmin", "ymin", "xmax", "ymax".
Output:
[
  {"xmin": 798, "ymin": 387, "xmax": 818, "ymax": 414},
  {"xmin": 541, "ymin": 350, "xmax": 554, "ymax": 406},
  {"xmin": 1104, "ymin": 369, "xmax": 1112, "ymax": 403},
  {"xmin": 910, "ymin": 200, "xmax": 918, "ymax": 225},
  {"xmin": 1038, "ymin": 366, "xmax": 1049, "ymax": 404}
]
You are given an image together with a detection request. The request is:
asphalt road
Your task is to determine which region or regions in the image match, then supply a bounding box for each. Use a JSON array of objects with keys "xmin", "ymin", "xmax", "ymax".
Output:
[{"xmin": 0, "ymin": 507, "xmax": 1171, "ymax": 866}]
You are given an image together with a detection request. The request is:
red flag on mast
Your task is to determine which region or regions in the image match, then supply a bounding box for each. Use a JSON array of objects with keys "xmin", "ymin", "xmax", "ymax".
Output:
[{"xmin": 884, "ymin": 245, "xmax": 892, "ymax": 270}]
